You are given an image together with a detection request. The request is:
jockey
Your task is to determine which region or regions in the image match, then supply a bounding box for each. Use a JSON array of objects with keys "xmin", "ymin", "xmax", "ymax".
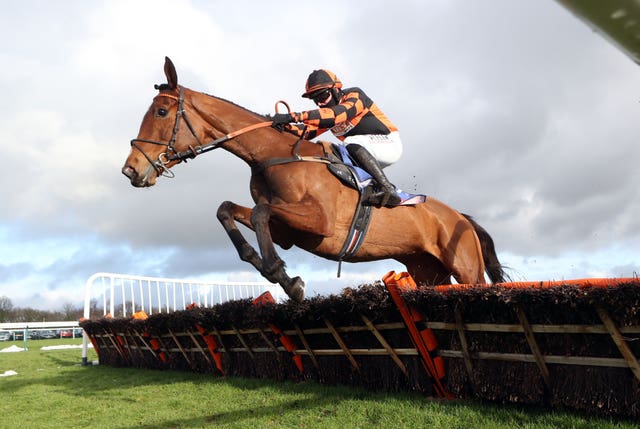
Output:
[{"xmin": 271, "ymin": 69, "xmax": 402, "ymax": 206}]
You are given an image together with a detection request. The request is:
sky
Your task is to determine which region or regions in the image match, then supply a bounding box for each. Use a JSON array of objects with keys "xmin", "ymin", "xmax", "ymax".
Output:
[{"xmin": 1, "ymin": 1, "xmax": 639, "ymax": 311}]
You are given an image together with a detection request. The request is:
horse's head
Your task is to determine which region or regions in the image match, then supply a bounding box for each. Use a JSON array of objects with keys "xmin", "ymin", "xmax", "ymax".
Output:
[{"xmin": 122, "ymin": 57, "xmax": 202, "ymax": 187}]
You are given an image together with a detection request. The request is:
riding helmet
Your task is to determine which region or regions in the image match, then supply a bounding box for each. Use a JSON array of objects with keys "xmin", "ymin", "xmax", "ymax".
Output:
[{"xmin": 302, "ymin": 69, "xmax": 343, "ymax": 98}]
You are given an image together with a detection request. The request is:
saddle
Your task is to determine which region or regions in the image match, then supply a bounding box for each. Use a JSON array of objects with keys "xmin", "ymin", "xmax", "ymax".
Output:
[
  {"xmin": 317, "ymin": 141, "xmax": 426, "ymax": 272},
  {"xmin": 319, "ymin": 141, "xmax": 427, "ymax": 207}
]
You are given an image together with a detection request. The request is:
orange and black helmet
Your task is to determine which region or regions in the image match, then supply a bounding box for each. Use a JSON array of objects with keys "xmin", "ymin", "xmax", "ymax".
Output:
[{"xmin": 302, "ymin": 69, "xmax": 343, "ymax": 98}]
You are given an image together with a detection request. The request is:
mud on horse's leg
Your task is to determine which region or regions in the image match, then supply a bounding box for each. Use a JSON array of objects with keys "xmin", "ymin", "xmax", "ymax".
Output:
[{"xmin": 251, "ymin": 203, "xmax": 305, "ymax": 302}]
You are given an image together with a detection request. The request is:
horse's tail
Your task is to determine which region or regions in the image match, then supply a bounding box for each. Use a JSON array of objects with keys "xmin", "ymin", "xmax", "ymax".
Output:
[{"xmin": 462, "ymin": 214, "xmax": 509, "ymax": 284}]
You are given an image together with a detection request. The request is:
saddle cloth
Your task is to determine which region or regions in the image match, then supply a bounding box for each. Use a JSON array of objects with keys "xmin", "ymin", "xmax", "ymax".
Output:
[{"xmin": 332, "ymin": 144, "xmax": 426, "ymax": 206}]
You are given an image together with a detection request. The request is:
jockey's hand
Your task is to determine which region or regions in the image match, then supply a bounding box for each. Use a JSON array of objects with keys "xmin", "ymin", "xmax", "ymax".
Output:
[{"xmin": 271, "ymin": 113, "xmax": 293, "ymax": 131}]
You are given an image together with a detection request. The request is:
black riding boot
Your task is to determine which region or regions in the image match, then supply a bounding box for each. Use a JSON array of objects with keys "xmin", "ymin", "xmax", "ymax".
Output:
[{"xmin": 347, "ymin": 144, "xmax": 401, "ymax": 207}]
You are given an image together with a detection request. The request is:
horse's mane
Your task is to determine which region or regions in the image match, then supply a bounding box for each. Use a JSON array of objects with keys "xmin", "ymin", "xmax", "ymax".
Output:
[
  {"xmin": 154, "ymin": 83, "xmax": 271, "ymax": 121},
  {"xmin": 202, "ymin": 91, "xmax": 270, "ymax": 121}
]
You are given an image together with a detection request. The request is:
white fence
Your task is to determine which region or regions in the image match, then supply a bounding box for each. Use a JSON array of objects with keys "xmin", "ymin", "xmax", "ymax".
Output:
[
  {"xmin": 0, "ymin": 321, "xmax": 82, "ymax": 346},
  {"xmin": 81, "ymin": 272, "xmax": 281, "ymax": 364},
  {"xmin": 0, "ymin": 322, "xmax": 79, "ymax": 330}
]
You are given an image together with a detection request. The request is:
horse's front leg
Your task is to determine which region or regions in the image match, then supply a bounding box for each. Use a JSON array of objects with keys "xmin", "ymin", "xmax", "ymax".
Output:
[
  {"xmin": 251, "ymin": 203, "xmax": 305, "ymax": 302},
  {"xmin": 217, "ymin": 201, "xmax": 302, "ymax": 298},
  {"xmin": 216, "ymin": 201, "xmax": 270, "ymax": 279}
]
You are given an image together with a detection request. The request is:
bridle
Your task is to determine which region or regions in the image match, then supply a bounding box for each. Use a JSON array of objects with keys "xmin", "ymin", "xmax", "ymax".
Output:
[
  {"xmin": 129, "ymin": 86, "xmax": 330, "ymax": 179},
  {"xmin": 130, "ymin": 85, "xmax": 272, "ymax": 178}
]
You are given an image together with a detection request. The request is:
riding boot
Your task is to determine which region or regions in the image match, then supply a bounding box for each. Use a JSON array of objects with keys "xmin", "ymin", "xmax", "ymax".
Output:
[{"xmin": 347, "ymin": 144, "xmax": 401, "ymax": 207}]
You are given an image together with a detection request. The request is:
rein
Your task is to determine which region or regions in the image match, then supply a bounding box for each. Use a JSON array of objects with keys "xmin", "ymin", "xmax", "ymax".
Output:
[
  {"xmin": 130, "ymin": 86, "xmax": 330, "ymax": 178},
  {"xmin": 168, "ymin": 120, "xmax": 274, "ymax": 162}
]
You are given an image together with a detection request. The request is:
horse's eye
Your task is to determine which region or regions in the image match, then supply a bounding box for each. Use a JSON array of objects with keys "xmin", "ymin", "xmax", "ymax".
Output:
[{"xmin": 156, "ymin": 108, "xmax": 168, "ymax": 117}]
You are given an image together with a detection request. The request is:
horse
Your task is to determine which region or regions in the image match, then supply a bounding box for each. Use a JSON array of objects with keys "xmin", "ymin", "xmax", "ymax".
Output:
[{"xmin": 122, "ymin": 57, "xmax": 506, "ymax": 302}]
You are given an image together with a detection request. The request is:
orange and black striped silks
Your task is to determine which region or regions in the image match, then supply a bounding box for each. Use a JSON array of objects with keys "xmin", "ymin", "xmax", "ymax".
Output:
[{"xmin": 286, "ymin": 87, "xmax": 397, "ymax": 141}]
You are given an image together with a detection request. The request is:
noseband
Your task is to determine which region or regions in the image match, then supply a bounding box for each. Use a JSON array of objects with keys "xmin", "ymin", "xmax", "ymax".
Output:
[{"xmin": 130, "ymin": 85, "xmax": 274, "ymax": 178}]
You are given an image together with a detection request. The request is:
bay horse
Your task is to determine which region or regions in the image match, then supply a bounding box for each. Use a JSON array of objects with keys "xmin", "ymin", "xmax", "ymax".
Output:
[{"xmin": 122, "ymin": 57, "xmax": 506, "ymax": 302}]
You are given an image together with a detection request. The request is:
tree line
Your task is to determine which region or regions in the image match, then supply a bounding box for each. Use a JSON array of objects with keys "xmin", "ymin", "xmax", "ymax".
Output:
[
  {"xmin": 0, "ymin": 295, "xmax": 136, "ymax": 322},
  {"xmin": 0, "ymin": 295, "xmax": 88, "ymax": 323}
]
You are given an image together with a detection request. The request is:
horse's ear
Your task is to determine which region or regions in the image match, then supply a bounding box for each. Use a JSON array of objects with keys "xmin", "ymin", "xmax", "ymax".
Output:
[{"xmin": 164, "ymin": 56, "xmax": 178, "ymax": 89}]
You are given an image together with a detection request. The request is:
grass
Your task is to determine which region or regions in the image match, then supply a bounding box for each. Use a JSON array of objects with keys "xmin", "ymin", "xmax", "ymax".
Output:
[{"xmin": 0, "ymin": 339, "xmax": 636, "ymax": 429}]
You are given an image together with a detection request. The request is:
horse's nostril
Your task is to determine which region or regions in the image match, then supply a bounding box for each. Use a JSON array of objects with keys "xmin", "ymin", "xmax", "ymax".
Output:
[{"xmin": 122, "ymin": 165, "xmax": 136, "ymax": 179}]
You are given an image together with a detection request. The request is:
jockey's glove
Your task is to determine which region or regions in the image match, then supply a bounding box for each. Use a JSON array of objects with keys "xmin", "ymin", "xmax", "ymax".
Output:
[{"xmin": 271, "ymin": 113, "xmax": 294, "ymax": 131}]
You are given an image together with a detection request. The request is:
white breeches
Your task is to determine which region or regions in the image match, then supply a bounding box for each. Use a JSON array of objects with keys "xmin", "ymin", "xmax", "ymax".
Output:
[{"xmin": 343, "ymin": 131, "xmax": 403, "ymax": 168}]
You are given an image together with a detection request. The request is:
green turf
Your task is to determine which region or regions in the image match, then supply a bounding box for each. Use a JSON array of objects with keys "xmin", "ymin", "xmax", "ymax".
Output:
[{"xmin": 0, "ymin": 339, "xmax": 635, "ymax": 428}]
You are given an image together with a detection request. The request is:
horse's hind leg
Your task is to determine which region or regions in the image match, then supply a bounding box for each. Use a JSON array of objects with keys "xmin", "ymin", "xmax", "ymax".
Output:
[{"xmin": 397, "ymin": 254, "xmax": 453, "ymax": 286}]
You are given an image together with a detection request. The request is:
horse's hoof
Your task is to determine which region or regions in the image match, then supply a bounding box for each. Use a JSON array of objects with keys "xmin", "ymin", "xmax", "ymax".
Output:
[{"xmin": 284, "ymin": 277, "xmax": 305, "ymax": 303}]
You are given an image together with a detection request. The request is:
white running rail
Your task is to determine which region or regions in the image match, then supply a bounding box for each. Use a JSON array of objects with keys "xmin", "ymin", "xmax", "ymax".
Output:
[{"xmin": 81, "ymin": 272, "xmax": 281, "ymax": 364}]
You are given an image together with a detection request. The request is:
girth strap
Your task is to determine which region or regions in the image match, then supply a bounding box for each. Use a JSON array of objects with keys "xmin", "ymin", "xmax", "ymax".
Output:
[{"xmin": 337, "ymin": 188, "xmax": 374, "ymax": 277}]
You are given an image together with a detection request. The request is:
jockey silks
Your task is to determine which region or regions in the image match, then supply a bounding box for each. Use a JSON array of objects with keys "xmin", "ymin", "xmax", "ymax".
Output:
[{"xmin": 286, "ymin": 87, "xmax": 398, "ymax": 141}]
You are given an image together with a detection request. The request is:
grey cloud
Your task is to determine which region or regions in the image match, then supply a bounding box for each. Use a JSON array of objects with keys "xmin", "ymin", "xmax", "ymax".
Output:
[{"xmin": 1, "ymin": 1, "xmax": 638, "ymax": 310}]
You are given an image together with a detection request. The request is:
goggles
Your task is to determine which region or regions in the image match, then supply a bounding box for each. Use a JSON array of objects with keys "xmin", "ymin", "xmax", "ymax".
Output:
[{"xmin": 311, "ymin": 89, "xmax": 332, "ymax": 105}]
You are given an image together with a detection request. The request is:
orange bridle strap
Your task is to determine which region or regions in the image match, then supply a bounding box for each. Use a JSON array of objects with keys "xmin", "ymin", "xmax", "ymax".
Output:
[
  {"xmin": 167, "ymin": 121, "xmax": 273, "ymax": 162},
  {"xmin": 155, "ymin": 92, "xmax": 179, "ymax": 102},
  {"xmin": 225, "ymin": 121, "xmax": 273, "ymax": 140}
]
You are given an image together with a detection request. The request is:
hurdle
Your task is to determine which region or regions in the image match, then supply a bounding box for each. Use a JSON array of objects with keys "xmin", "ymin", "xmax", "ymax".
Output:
[{"xmin": 80, "ymin": 272, "xmax": 640, "ymax": 417}]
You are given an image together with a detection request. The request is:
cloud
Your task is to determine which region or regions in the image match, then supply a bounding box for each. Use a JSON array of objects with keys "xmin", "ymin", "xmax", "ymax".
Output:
[{"xmin": 0, "ymin": 1, "xmax": 639, "ymax": 310}]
